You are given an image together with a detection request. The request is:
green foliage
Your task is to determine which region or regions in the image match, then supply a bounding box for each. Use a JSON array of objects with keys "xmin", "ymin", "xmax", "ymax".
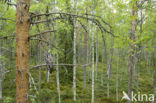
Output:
[
  {"xmin": 36, "ymin": 89, "xmax": 54, "ymax": 103},
  {"xmin": 0, "ymin": 0, "xmax": 156, "ymax": 103}
]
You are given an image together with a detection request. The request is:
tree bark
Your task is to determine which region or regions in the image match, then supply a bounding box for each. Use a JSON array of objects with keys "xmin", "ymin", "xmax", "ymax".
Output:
[
  {"xmin": 84, "ymin": 6, "xmax": 88, "ymax": 88},
  {"xmin": 0, "ymin": 62, "xmax": 3, "ymax": 100},
  {"xmin": 91, "ymin": 17, "xmax": 95, "ymax": 103},
  {"xmin": 116, "ymin": 49, "xmax": 119, "ymax": 102},
  {"xmin": 95, "ymin": 33, "xmax": 99, "ymax": 80},
  {"xmin": 107, "ymin": 28, "xmax": 114, "ymax": 98},
  {"xmin": 101, "ymin": 42, "xmax": 104, "ymax": 86},
  {"xmin": 56, "ymin": 53, "xmax": 61, "ymax": 103},
  {"xmin": 128, "ymin": 1, "xmax": 135, "ymax": 103},
  {"xmin": 73, "ymin": 20, "xmax": 77, "ymax": 101},
  {"xmin": 16, "ymin": 0, "xmax": 30, "ymax": 102},
  {"xmin": 39, "ymin": 39, "xmax": 42, "ymax": 90},
  {"xmin": 45, "ymin": 7, "xmax": 51, "ymax": 83},
  {"xmin": 136, "ymin": 6, "xmax": 143, "ymax": 92},
  {"xmin": 152, "ymin": 52, "xmax": 156, "ymax": 103},
  {"xmin": 73, "ymin": 0, "xmax": 77, "ymax": 101}
]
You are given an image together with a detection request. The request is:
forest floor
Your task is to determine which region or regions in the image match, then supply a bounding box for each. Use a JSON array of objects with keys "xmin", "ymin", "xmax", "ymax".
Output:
[{"xmin": 2, "ymin": 63, "xmax": 154, "ymax": 103}]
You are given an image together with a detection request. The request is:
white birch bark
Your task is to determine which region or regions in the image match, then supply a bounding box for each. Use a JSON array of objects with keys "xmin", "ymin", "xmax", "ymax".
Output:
[
  {"xmin": 51, "ymin": 1, "xmax": 61, "ymax": 102},
  {"xmin": 95, "ymin": 34, "xmax": 99, "ymax": 80},
  {"xmin": 73, "ymin": 22, "xmax": 77, "ymax": 101},
  {"xmin": 73, "ymin": 0, "xmax": 77, "ymax": 101},
  {"xmin": 39, "ymin": 42, "xmax": 42, "ymax": 90},
  {"xmin": 56, "ymin": 54, "xmax": 61, "ymax": 103},
  {"xmin": 107, "ymin": 63, "xmax": 110, "ymax": 98},
  {"xmin": 116, "ymin": 49, "xmax": 119, "ymax": 102},
  {"xmin": 91, "ymin": 22, "xmax": 95, "ymax": 103}
]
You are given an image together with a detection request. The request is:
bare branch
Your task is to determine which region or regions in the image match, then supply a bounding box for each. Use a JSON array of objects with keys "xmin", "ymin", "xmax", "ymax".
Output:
[
  {"xmin": 0, "ymin": 35, "xmax": 15, "ymax": 39},
  {"xmin": 0, "ymin": 17, "xmax": 15, "ymax": 22},
  {"xmin": 31, "ymin": 12, "xmax": 115, "ymax": 36},
  {"xmin": 7, "ymin": 2, "xmax": 17, "ymax": 8},
  {"xmin": 31, "ymin": 63, "xmax": 92, "ymax": 69},
  {"xmin": 29, "ymin": 30, "xmax": 56, "ymax": 38}
]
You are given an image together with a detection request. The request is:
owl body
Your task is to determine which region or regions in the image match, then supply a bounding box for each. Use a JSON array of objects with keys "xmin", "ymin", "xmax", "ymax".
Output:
[{"xmin": 45, "ymin": 52, "xmax": 54, "ymax": 74}]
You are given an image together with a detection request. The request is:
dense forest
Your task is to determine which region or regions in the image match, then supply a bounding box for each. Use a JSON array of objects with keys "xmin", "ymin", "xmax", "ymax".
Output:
[{"xmin": 0, "ymin": 0, "xmax": 156, "ymax": 103}]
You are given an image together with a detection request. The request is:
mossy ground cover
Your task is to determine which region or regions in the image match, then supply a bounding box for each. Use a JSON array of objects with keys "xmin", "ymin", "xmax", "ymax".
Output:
[{"xmin": 2, "ymin": 63, "xmax": 154, "ymax": 103}]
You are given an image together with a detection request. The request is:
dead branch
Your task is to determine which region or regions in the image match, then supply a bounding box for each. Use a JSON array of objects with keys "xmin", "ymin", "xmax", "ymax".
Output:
[
  {"xmin": 7, "ymin": 2, "xmax": 17, "ymax": 7},
  {"xmin": 30, "ymin": 38, "xmax": 64, "ymax": 52},
  {"xmin": 0, "ymin": 17, "xmax": 15, "ymax": 22},
  {"xmin": 29, "ymin": 30, "xmax": 56, "ymax": 38},
  {"xmin": 82, "ymin": 13, "xmax": 112, "ymax": 28},
  {"xmin": 0, "ymin": 47, "xmax": 15, "ymax": 53},
  {"xmin": 77, "ymin": 19, "xmax": 88, "ymax": 33},
  {"xmin": 31, "ymin": 63, "xmax": 92, "ymax": 69},
  {"xmin": 30, "ymin": 38, "xmax": 49, "ymax": 43},
  {"xmin": 31, "ymin": 13, "xmax": 114, "ymax": 36},
  {"xmin": 0, "ymin": 35, "xmax": 15, "ymax": 39}
]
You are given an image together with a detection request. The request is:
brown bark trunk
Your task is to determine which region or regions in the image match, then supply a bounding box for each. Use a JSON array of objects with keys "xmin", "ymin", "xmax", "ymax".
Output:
[{"xmin": 16, "ymin": 0, "xmax": 30, "ymax": 103}]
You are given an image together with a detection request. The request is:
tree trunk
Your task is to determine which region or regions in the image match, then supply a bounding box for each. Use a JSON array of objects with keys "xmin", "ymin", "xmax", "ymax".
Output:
[
  {"xmin": 136, "ymin": 7, "xmax": 143, "ymax": 92},
  {"xmin": 128, "ymin": 1, "xmax": 135, "ymax": 103},
  {"xmin": 73, "ymin": 23, "xmax": 77, "ymax": 101},
  {"xmin": 16, "ymin": 0, "xmax": 30, "ymax": 102},
  {"xmin": 116, "ymin": 49, "xmax": 119, "ymax": 102},
  {"xmin": 107, "ymin": 29, "xmax": 114, "ymax": 98},
  {"xmin": 39, "ymin": 38, "xmax": 42, "ymax": 90},
  {"xmin": 152, "ymin": 53, "xmax": 156, "ymax": 103},
  {"xmin": 0, "ymin": 62, "xmax": 3, "ymax": 100},
  {"xmin": 56, "ymin": 53, "xmax": 61, "ymax": 103},
  {"xmin": 0, "ymin": 79, "xmax": 2, "ymax": 101},
  {"xmin": 84, "ymin": 6, "xmax": 88, "ymax": 88},
  {"xmin": 91, "ymin": 19, "xmax": 95, "ymax": 103},
  {"xmin": 73, "ymin": 0, "xmax": 77, "ymax": 101},
  {"xmin": 45, "ymin": 7, "xmax": 52, "ymax": 83},
  {"xmin": 95, "ymin": 33, "xmax": 99, "ymax": 80},
  {"xmin": 73, "ymin": 15, "xmax": 77, "ymax": 103},
  {"xmin": 52, "ymin": 3, "xmax": 61, "ymax": 101},
  {"xmin": 109, "ymin": 36, "xmax": 114, "ymax": 78},
  {"xmin": 101, "ymin": 42, "xmax": 104, "ymax": 86}
]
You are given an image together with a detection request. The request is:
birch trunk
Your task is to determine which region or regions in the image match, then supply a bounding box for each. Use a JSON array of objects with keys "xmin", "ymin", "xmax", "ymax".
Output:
[
  {"xmin": 73, "ymin": 0, "xmax": 77, "ymax": 101},
  {"xmin": 16, "ymin": 0, "xmax": 30, "ymax": 102},
  {"xmin": 95, "ymin": 34, "xmax": 99, "ymax": 80},
  {"xmin": 73, "ymin": 22, "xmax": 77, "ymax": 101},
  {"xmin": 56, "ymin": 54, "xmax": 61, "ymax": 103},
  {"xmin": 116, "ymin": 49, "xmax": 119, "ymax": 102},
  {"xmin": 109, "ymin": 36, "xmax": 114, "ymax": 78},
  {"xmin": 52, "ymin": 2, "xmax": 61, "ymax": 101},
  {"xmin": 39, "ymin": 40, "xmax": 42, "ymax": 90},
  {"xmin": 91, "ymin": 22, "xmax": 95, "ymax": 103},
  {"xmin": 107, "ymin": 63, "xmax": 110, "ymax": 98}
]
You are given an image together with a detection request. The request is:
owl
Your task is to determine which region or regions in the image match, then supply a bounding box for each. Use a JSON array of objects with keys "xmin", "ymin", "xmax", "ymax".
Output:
[{"xmin": 45, "ymin": 51, "xmax": 54, "ymax": 74}]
